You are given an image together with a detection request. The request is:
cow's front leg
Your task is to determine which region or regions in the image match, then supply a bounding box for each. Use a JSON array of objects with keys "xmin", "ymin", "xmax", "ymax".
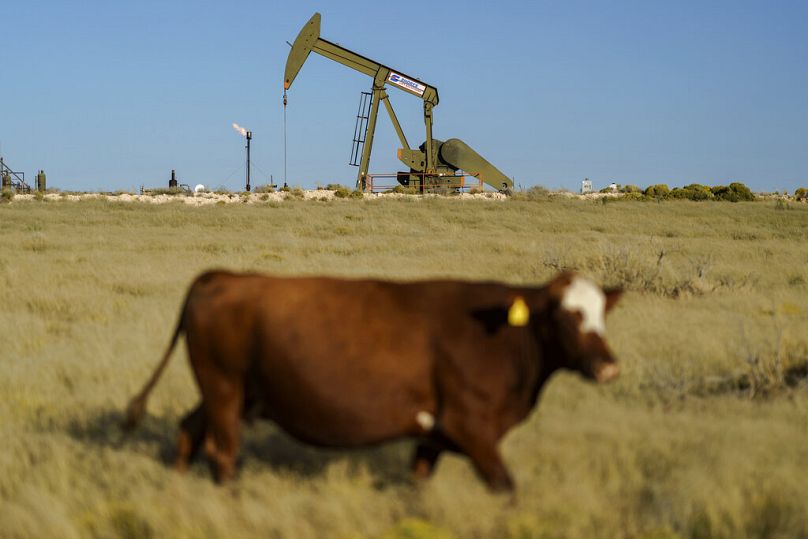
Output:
[
  {"xmin": 442, "ymin": 413, "xmax": 514, "ymax": 492},
  {"xmin": 463, "ymin": 440, "xmax": 513, "ymax": 492}
]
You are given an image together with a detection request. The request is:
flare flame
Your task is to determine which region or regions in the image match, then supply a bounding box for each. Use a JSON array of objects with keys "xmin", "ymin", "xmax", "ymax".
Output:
[{"xmin": 232, "ymin": 122, "xmax": 248, "ymax": 137}]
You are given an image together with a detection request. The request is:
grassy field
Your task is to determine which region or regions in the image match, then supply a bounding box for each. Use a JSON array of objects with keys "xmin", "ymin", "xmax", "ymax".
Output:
[{"xmin": 1, "ymin": 195, "xmax": 807, "ymax": 538}]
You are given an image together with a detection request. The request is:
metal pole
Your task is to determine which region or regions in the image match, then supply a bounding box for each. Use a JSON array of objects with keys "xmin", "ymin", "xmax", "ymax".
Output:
[{"xmin": 246, "ymin": 131, "xmax": 252, "ymax": 192}]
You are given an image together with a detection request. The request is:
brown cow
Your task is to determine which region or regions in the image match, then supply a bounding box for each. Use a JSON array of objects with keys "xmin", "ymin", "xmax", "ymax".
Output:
[{"xmin": 124, "ymin": 270, "xmax": 621, "ymax": 490}]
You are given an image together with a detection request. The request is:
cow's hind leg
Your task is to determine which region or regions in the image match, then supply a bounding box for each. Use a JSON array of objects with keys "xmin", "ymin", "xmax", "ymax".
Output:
[
  {"xmin": 175, "ymin": 403, "xmax": 206, "ymax": 473},
  {"xmin": 202, "ymin": 381, "xmax": 243, "ymax": 483},
  {"xmin": 411, "ymin": 442, "xmax": 442, "ymax": 479}
]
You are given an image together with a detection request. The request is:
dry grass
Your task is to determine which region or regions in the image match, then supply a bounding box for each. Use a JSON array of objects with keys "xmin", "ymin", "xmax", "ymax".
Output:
[{"xmin": 1, "ymin": 197, "xmax": 807, "ymax": 538}]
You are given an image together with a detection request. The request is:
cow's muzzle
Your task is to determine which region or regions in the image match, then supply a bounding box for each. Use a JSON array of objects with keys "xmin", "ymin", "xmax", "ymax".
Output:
[{"xmin": 595, "ymin": 363, "xmax": 620, "ymax": 383}]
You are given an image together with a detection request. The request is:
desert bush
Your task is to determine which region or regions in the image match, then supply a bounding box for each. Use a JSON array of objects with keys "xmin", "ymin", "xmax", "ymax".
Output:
[
  {"xmin": 620, "ymin": 184, "xmax": 642, "ymax": 194},
  {"xmin": 389, "ymin": 185, "xmax": 418, "ymax": 195},
  {"xmin": 643, "ymin": 184, "xmax": 670, "ymax": 198},
  {"xmin": 670, "ymin": 184, "xmax": 715, "ymax": 201},
  {"xmin": 147, "ymin": 187, "xmax": 189, "ymax": 196},
  {"xmin": 525, "ymin": 185, "xmax": 549, "ymax": 200},
  {"xmin": 507, "ymin": 185, "xmax": 549, "ymax": 202},
  {"xmin": 795, "ymin": 187, "xmax": 808, "ymax": 201},
  {"xmin": 253, "ymin": 184, "xmax": 276, "ymax": 194},
  {"xmin": 333, "ymin": 186, "xmax": 352, "ymax": 198},
  {"xmin": 712, "ymin": 182, "xmax": 755, "ymax": 202},
  {"xmin": 332, "ymin": 186, "xmax": 363, "ymax": 199},
  {"xmin": 1, "ymin": 188, "xmax": 14, "ymax": 203},
  {"xmin": 289, "ymin": 187, "xmax": 305, "ymax": 199},
  {"xmin": 621, "ymin": 192, "xmax": 646, "ymax": 201}
]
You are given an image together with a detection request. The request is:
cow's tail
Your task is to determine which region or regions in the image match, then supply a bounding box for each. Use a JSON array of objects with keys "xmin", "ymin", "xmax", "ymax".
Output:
[{"xmin": 122, "ymin": 298, "xmax": 188, "ymax": 431}]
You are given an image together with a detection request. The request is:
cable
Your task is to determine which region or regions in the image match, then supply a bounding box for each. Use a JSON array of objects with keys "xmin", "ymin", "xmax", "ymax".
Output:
[
  {"xmin": 221, "ymin": 163, "xmax": 244, "ymax": 184},
  {"xmin": 250, "ymin": 160, "xmax": 273, "ymax": 184},
  {"xmin": 283, "ymin": 90, "xmax": 288, "ymax": 186}
]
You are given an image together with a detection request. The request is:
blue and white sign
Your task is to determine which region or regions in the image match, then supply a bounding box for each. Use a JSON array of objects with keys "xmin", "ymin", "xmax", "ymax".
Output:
[{"xmin": 387, "ymin": 72, "xmax": 426, "ymax": 96}]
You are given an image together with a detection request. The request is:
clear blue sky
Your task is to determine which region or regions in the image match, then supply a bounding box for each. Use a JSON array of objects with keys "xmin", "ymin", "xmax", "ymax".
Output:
[{"xmin": 2, "ymin": 0, "xmax": 806, "ymax": 192}]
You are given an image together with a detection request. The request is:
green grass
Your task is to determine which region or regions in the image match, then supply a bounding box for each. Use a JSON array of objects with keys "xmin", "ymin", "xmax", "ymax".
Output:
[{"xmin": 1, "ymin": 197, "xmax": 807, "ymax": 538}]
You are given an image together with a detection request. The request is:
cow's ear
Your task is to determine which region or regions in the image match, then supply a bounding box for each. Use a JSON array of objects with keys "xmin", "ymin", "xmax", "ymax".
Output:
[
  {"xmin": 470, "ymin": 307, "xmax": 509, "ymax": 334},
  {"xmin": 471, "ymin": 296, "xmax": 531, "ymax": 334},
  {"xmin": 604, "ymin": 288, "xmax": 623, "ymax": 312}
]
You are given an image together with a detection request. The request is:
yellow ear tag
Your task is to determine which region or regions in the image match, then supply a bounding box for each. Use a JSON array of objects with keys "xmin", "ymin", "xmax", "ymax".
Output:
[{"xmin": 508, "ymin": 296, "xmax": 530, "ymax": 327}]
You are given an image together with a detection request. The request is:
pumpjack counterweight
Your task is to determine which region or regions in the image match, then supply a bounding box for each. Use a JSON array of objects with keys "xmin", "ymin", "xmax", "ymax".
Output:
[{"xmin": 284, "ymin": 12, "xmax": 513, "ymax": 193}]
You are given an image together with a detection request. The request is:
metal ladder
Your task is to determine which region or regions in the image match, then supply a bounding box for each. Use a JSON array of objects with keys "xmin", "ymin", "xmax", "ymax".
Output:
[{"xmin": 349, "ymin": 92, "xmax": 372, "ymax": 166}]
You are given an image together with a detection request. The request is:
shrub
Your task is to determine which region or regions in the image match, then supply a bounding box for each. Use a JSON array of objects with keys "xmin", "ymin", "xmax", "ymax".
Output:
[
  {"xmin": 1, "ymin": 188, "xmax": 14, "ymax": 203},
  {"xmin": 525, "ymin": 185, "xmax": 549, "ymax": 200},
  {"xmin": 795, "ymin": 187, "xmax": 808, "ymax": 201},
  {"xmin": 289, "ymin": 187, "xmax": 305, "ymax": 199},
  {"xmin": 729, "ymin": 182, "xmax": 755, "ymax": 201},
  {"xmin": 685, "ymin": 184, "xmax": 714, "ymax": 200},
  {"xmin": 326, "ymin": 183, "xmax": 346, "ymax": 191},
  {"xmin": 670, "ymin": 184, "xmax": 714, "ymax": 201},
  {"xmin": 621, "ymin": 184, "xmax": 642, "ymax": 193},
  {"xmin": 144, "ymin": 188, "xmax": 186, "ymax": 196},
  {"xmin": 621, "ymin": 192, "xmax": 646, "ymax": 201},
  {"xmin": 333, "ymin": 186, "xmax": 352, "ymax": 198},
  {"xmin": 712, "ymin": 182, "xmax": 754, "ymax": 202},
  {"xmin": 253, "ymin": 184, "xmax": 275, "ymax": 193},
  {"xmin": 643, "ymin": 184, "xmax": 670, "ymax": 198},
  {"xmin": 389, "ymin": 185, "xmax": 418, "ymax": 195}
]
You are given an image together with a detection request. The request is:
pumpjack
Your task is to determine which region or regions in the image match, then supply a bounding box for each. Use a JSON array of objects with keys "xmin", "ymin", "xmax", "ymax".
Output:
[{"xmin": 284, "ymin": 13, "xmax": 513, "ymax": 193}]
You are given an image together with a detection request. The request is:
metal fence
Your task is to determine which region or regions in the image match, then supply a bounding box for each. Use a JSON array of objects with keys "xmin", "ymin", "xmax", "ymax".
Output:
[{"xmin": 365, "ymin": 172, "xmax": 483, "ymax": 194}]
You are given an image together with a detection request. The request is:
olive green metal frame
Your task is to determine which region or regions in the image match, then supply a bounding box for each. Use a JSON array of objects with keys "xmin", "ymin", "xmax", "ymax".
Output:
[{"xmin": 284, "ymin": 13, "xmax": 439, "ymax": 190}]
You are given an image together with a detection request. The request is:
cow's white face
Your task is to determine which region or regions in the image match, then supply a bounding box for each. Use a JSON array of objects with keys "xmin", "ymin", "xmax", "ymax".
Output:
[
  {"xmin": 557, "ymin": 275, "xmax": 621, "ymax": 383},
  {"xmin": 561, "ymin": 276, "xmax": 606, "ymax": 336}
]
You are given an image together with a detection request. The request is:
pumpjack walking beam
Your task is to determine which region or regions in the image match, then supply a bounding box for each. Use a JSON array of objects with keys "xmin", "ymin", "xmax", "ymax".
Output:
[{"xmin": 284, "ymin": 13, "xmax": 439, "ymax": 190}]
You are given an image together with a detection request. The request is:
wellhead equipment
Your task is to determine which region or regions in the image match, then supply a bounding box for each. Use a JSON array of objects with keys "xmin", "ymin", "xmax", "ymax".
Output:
[{"xmin": 284, "ymin": 13, "xmax": 513, "ymax": 193}]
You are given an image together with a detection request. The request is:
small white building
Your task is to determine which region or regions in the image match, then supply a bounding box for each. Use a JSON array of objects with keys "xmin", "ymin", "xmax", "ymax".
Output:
[{"xmin": 581, "ymin": 179, "xmax": 593, "ymax": 194}]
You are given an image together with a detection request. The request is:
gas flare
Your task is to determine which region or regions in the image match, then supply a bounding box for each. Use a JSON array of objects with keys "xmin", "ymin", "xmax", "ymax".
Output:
[{"xmin": 232, "ymin": 122, "xmax": 248, "ymax": 137}]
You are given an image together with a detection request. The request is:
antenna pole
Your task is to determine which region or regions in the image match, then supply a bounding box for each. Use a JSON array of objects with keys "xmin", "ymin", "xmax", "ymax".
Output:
[{"xmin": 246, "ymin": 131, "xmax": 252, "ymax": 192}]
